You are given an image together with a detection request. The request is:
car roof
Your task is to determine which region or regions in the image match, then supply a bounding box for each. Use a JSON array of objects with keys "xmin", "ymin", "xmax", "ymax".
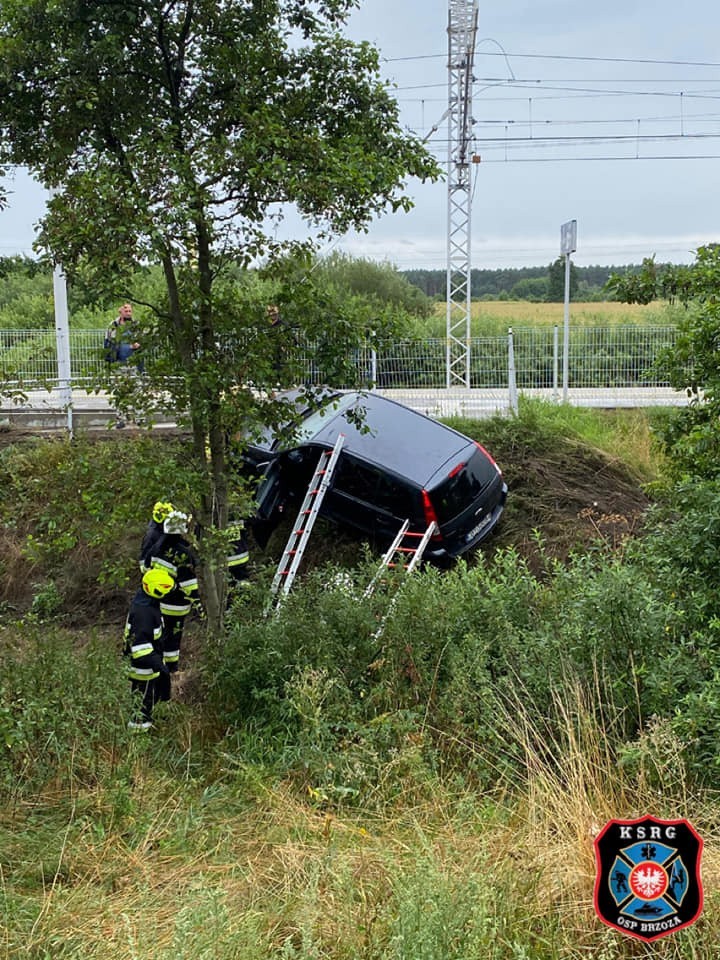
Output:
[{"xmin": 308, "ymin": 391, "xmax": 475, "ymax": 486}]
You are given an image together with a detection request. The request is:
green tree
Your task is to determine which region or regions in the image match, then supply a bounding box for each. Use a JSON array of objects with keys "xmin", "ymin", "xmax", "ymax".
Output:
[
  {"xmin": 509, "ymin": 276, "xmax": 548, "ymax": 301},
  {"xmin": 315, "ymin": 253, "xmax": 433, "ymax": 319},
  {"xmin": 0, "ymin": 0, "xmax": 440, "ymax": 630},
  {"xmin": 608, "ymin": 244, "xmax": 720, "ymax": 477},
  {"xmin": 546, "ymin": 256, "xmax": 578, "ymax": 302}
]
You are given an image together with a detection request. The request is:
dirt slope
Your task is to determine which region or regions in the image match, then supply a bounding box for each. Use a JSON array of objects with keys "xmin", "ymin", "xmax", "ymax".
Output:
[{"xmin": 492, "ymin": 438, "xmax": 649, "ymax": 572}]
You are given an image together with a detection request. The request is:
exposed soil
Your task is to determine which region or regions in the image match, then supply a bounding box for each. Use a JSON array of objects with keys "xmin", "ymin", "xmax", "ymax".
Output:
[{"xmin": 492, "ymin": 440, "xmax": 649, "ymax": 573}]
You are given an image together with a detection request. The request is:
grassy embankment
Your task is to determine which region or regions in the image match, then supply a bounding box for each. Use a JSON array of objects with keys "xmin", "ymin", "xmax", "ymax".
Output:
[{"xmin": 1, "ymin": 400, "xmax": 718, "ymax": 959}]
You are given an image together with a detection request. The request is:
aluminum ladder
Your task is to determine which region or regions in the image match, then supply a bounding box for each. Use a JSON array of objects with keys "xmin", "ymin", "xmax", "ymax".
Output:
[
  {"xmin": 270, "ymin": 433, "xmax": 345, "ymax": 601},
  {"xmin": 363, "ymin": 519, "xmax": 438, "ymax": 599},
  {"xmin": 363, "ymin": 520, "xmax": 437, "ymax": 647}
]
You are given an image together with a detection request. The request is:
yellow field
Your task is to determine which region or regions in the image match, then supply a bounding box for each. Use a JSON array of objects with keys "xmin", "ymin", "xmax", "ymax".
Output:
[
  {"xmin": 429, "ymin": 299, "xmax": 678, "ymax": 335},
  {"xmin": 474, "ymin": 300, "xmax": 667, "ymax": 324}
]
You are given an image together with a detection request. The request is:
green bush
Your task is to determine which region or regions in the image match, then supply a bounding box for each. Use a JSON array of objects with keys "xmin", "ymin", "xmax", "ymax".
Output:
[
  {"xmin": 0, "ymin": 435, "xmax": 196, "ymax": 597},
  {"xmin": 209, "ymin": 544, "xmax": 689, "ymax": 798}
]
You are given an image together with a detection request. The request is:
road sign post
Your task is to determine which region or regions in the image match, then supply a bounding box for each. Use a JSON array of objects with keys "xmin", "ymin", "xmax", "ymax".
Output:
[{"xmin": 560, "ymin": 219, "xmax": 577, "ymax": 402}]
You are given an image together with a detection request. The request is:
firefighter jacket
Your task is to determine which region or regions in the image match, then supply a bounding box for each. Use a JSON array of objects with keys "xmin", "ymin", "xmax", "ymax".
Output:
[
  {"xmin": 124, "ymin": 588, "xmax": 165, "ymax": 683},
  {"xmin": 142, "ymin": 533, "xmax": 199, "ymax": 618},
  {"xmin": 227, "ymin": 518, "xmax": 250, "ymax": 572},
  {"xmin": 138, "ymin": 519, "xmax": 164, "ymax": 572}
]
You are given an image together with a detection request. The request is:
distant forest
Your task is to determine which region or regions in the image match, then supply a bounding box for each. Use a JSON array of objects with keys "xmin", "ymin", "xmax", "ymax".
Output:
[{"xmin": 401, "ymin": 262, "xmax": 646, "ymax": 302}]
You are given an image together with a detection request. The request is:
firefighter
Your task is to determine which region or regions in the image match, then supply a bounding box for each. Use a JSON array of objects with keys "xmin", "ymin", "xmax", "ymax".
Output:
[
  {"xmin": 125, "ymin": 567, "xmax": 176, "ymax": 729},
  {"xmin": 141, "ymin": 509, "xmax": 198, "ymax": 672},
  {"xmin": 138, "ymin": 500, "xmax": 175, "ymax": 572},
  {"xmin": 227, "ymin": 516, "xmax": 251, "ymax": 596}
]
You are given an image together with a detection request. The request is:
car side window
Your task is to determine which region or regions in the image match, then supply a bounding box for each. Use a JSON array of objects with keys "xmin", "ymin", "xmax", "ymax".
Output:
[
  {"xmin": 334, "ymin": 456, "xmax": 381, "ymax": 502},
  {"xmin": 334, "ymin": 456, "xmax": 413, "ymax": 517},
  {"xmin": 374, "ymin": 472, "xmax": 415, "ymax": 515}
]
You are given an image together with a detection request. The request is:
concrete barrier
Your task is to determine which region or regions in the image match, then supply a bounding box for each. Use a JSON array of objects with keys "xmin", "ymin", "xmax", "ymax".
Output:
[{"xmin": 0, "ymin": 384, "xmax": 694, "ymax": 432}]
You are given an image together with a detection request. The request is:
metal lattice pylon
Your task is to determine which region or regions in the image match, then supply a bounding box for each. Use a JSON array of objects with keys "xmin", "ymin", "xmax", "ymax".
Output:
[{"xmin": 446, "ymin": 0, "xmax": 479, "ymax": 387}]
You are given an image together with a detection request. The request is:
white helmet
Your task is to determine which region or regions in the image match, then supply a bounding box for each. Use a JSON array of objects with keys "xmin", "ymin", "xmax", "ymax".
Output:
[{"xmin": 164, "ymin": 510, "xmax": 189, "ymax": 535}]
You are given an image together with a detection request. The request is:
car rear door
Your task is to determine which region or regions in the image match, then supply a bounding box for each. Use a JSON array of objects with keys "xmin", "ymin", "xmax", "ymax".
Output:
[
  {"xmin": 249, "ymin": 459, "xmax": 286, "ymax": 548},
  {"xmin": 327, "ymin": 454, "xmax": 422, "ymax": 545},
  {"xmin": 426, "ymin": 443, "xmax": 507, "ymax": 556}
]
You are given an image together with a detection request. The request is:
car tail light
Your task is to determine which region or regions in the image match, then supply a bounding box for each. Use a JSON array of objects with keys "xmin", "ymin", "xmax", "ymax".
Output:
[
  {"xmin": 475, "ymin": 441, "xmax": 501, "ymax": 473},
  {"xmin": 447, "ymin": 461, "xmax": 465, "ymax": 478},
  {"xmin": 422, "ymin": 489, "xmax": 442, "ymax": 539}
]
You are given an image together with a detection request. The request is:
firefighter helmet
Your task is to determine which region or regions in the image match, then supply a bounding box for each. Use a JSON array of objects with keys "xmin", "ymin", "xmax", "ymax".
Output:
[
  {"xmin": 164, "ymin": 510, "xmax": 189, "ymax": 535},
  {"xmin": 152, "ymin": 500, "xmax": 175, "ymax": 524},
  {"xmin": 142, "ymin": 568, "xmax": 175, "ymax": 599}
]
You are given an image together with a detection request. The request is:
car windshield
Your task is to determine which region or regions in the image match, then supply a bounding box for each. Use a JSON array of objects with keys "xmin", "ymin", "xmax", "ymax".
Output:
[{"xmin": 293, "ymin": 393, "xmax": 358, "ymax": 444}]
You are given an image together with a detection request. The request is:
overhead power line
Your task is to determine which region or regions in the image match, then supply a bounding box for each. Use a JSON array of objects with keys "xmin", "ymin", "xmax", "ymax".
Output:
[{"xmin": 385, "ymin": 50, "xmax": 720, "ymax": 69}]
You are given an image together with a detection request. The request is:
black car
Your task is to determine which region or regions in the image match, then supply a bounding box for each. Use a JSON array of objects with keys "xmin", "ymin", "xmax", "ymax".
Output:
[{"xmin": 242, "ymin": 390, "xmax": 507, "ymax": 563}]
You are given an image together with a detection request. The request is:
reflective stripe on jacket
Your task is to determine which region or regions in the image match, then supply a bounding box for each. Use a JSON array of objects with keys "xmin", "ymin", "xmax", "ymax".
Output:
[{"xmin": 124, "ymin": 588, "xmax": 164, "ymax": 683}]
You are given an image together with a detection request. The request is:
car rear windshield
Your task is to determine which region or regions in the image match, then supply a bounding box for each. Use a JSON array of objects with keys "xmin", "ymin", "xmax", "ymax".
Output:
[{"xmin": 429, "ymin": 451, "xmax": 497, "ymax": 523}]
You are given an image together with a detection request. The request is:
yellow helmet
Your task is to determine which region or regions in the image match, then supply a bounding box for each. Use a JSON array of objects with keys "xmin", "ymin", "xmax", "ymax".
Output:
[
  {"xmin": 142, "ymin": 568, "xmax": 175, "ymax": 599},
  {"xmin": 152, "ymin": 500, "xmax": 175, "ymax": 524}
]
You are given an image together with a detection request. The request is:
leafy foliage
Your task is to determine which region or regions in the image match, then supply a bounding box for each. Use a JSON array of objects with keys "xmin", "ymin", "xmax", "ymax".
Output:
[
  {"xmin": 0, "ymin": 435, "xmax": 200, "ymax": 605},
  {"xmin": 208, "ymin": 544, "xmax": 684, "ymax": 797},
  {"xmin": 609, "ymin": 244, "xmax": 720, "ymax": 477},
  {"xmin": 0, "ymin": 0, "xmax": 440, "ymax": 632}
]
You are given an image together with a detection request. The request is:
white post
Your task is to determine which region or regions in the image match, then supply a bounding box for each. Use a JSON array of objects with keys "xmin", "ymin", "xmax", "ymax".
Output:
[
  {"xmin": 552, "ymin": 324, "xmax": 559, "ymax": 402},
  {"xmin": 559, "ymin": 219, "xmax": 577, "ymax": 403},
  {"xmin": 508, "ymin": 327, "xmax": 518, "ymax": 414},
  {"xmin": 369, "ymin": 331, "xmax": 377, "ymax": 390},
  {"xmin": 53, "ymin": 262, "xmax": 73, "ymax": 436},
  {"xmin": 562, "ymin": 253, "xmax": 571, "ymax": 402}
]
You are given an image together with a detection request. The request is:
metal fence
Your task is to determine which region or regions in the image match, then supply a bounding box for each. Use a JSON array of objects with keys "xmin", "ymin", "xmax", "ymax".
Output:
[{"xmin": 0, "ymin": 325, "xmax": 678, "ymax": 392}]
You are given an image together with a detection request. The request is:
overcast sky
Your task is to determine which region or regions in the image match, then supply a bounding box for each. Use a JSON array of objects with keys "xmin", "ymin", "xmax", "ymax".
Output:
[{"xmin": 2, "ymin": 0, "xmax": 720, "ymax": 269}]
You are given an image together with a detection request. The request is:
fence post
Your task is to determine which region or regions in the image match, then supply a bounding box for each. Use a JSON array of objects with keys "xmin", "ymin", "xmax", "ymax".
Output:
[
  {"xmin": 508, "ymin": 327, "xmax": 518, "ymax": 415},
  {"xmin": 553, "ymin": 324, "xmax": 559, "ymax": 402},
  {"xmin": 53, "ymin": 263, "xmax": 73, "ymax": 436}
]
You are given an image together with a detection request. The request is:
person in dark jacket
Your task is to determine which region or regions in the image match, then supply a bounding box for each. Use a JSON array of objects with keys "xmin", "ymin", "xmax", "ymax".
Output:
[
  {"xmin": 124, "ymin": 567, "xmax": 176, "ymax": 729},
  {"xmin": 138, "ymin": 500, "xmax": 175, "ymax": 572},
  {"xmin": 141, "ymin": 510, "xmax": 199, "ymax": 672}
]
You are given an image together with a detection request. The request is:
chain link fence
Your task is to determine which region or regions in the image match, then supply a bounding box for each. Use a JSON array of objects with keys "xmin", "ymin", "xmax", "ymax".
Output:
[{"xmin": 0, "ymin": 325, "xmax": 678, "ymax": 393}]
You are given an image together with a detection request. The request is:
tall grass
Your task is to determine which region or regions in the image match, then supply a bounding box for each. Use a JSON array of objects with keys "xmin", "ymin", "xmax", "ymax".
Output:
[
  {"xmin": 2, "ymin": 664, "xmax": 717, "ymax": 959},
  {"xmin": 1, "ymin": 405, "xmax": 716, "ymax": 958},
  {"xmin": 446, "ymin": 397, "xmax": 662, "ymax": 484}
]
